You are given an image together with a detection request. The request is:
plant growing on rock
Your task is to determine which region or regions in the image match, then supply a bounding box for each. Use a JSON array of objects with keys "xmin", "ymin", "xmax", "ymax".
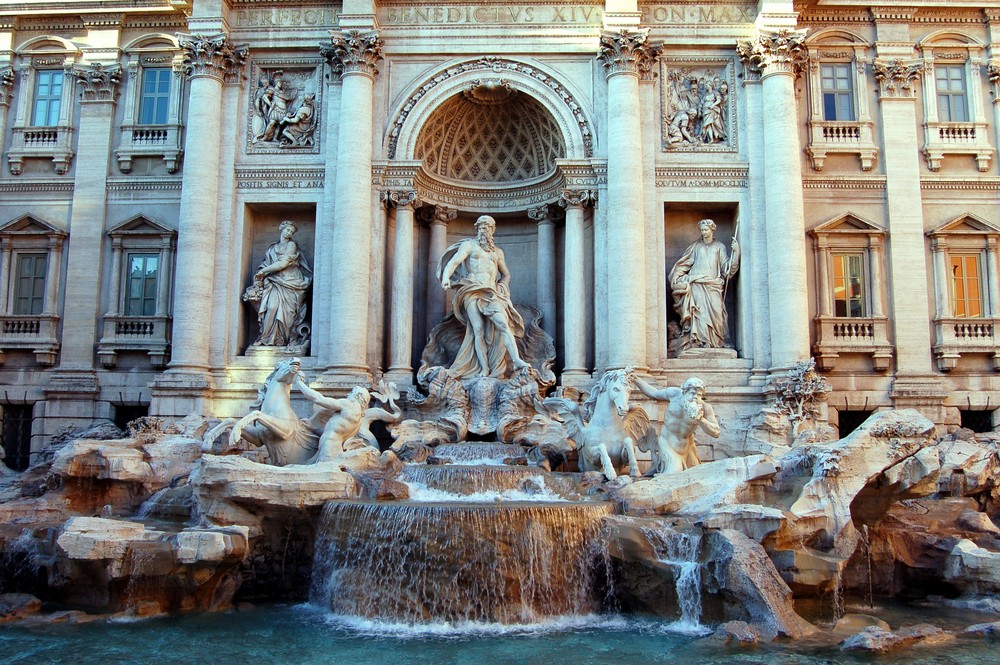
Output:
[{"xmin": 770, "ymin": 359, "xmax": 831, "ymax": 433}]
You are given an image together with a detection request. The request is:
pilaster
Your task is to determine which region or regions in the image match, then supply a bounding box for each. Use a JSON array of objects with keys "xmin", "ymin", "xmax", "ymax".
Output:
[
  {"xmin": 386, "ymin": 189, "xmax": 420, "ymax": 386},
  {"xmin": 528, "ymin": 204, "xmax": 558, "ymax": 345},
  {"xmin": 560, "ymin": 189, "xmax": 596, "ymax": 381}
]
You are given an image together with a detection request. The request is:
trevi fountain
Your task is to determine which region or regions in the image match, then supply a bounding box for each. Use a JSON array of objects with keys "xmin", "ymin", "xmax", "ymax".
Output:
[{"xmin": 2, "ymin": 217, "xmax": 1000, "ymax": 664}]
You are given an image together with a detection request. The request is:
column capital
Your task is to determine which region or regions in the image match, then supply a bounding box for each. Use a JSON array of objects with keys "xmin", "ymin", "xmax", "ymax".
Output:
[
  {"xmin": 872, "ymin": 58, "xmax": 923, "ymax": 99},
  {"xmin": 0, "ymin": 66, "xmax": 13, "ymax": 107},
  {"xmin": 73, "ymin": 63, "xmax": 122, "ymax": 103},
  {"xmin": 385, "ymin": 189, "xmax": 421, "ymax": 210},
  {"xmin": 321, "ymin": 29, "xmax": 384, "ymax": 80},
  {"xmin": 559, "ymin": 189, "xmax": 597, "ymax": 208},
  {"xmin": 737, "ymin": 29, "xmax": 808, "ymax": 79},
  {"xmin": 177, "ymin": 33, "xmax": 248, "ymax": 83},
  {"xmin": 598, "ymin": 29, "xmax": 653, "ymax": 79},
  {"xmin": 528, "ymin": 204, "xmax": 557, "ymax": 225},
  {"xmin": 988, "ymin": 62, "xmax": 1000, "ymax": 104},
  {"xmin": 430, "ymin": 205, "xmax": 457, "ymax": 226}
]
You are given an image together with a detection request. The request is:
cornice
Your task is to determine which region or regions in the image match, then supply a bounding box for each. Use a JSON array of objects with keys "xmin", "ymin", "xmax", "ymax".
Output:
[
  {"xmin": 0, "ymin": 180, "xmax": 73, "ymax": 194},
  {"xmin": 921, "ymin": 177, "xmax": 1000, "ymax": 192},
  {"xmin": 802, "ymin": 176, "xmax": 887, "ymax": 190},
  {"xmin": 234, "ymin": 167, "xmax": 325, "ymax": 180}
]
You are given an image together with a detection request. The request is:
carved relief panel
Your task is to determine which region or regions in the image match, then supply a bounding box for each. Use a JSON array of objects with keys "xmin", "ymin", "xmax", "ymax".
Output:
[
  {"xmin": 660, "ymin": 58, "xmax": 737, "ymax": 152},
  {"xmin": 246, "ymin": 60, "xmax": 322, "ymax": 153}
]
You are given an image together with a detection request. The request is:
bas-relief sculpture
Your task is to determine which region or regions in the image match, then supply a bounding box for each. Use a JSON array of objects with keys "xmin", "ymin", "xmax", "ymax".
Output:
[
  {"xmin": 663, "ymin": 67, "xmax": 730, "ymax": 149},
  {"xmin": 243, "ymin": 220, "xmax": 312, "ymax": 353},
  {"xmin": 669, "ymin": 218, "xmax": 739, "ymax": 354},
  {"xmin": 438, "ymin": 215, "xmax": 530, "ymax": 378},
  {"xmin": 250, "ymin": 69, "xmax": 317, "ymax": 149},
  {"xmin": 635, "ymin": 376, "xmax": 720, "ymax": 475}
]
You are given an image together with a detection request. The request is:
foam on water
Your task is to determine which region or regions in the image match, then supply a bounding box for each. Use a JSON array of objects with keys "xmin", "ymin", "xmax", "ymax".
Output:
[
  {"xmin": 317, "ymin": 610, "xmax": 631, "ymax": 639},
  {"xmin": 404, "ymin": 477, "xmax": 569, "ymax": 503}
]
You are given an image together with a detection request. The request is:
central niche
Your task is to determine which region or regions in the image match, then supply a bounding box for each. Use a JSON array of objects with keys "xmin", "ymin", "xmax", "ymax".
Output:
[{"xmin": 415, "ymin": 81, "xmax": 565, "ymax": 183}]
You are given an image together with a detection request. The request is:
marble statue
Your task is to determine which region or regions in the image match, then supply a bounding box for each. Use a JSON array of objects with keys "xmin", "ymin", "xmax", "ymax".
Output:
[
  {"xmin": 243, "ymin": 220, "xmax": 312, "ymax": 352},
  {"xmin": 543, "ymin": 368, "xmax": 649, "ymax": 481},
  {"xmin": 225, "ymin": 358, "xmax": 319, "ymax": 466},
  {"xmin": 295, "ymin": 378, "xmax": 402, "ymax": 462},
  {"xmin": 635, "ymin": 376, "xmax": 720, "ymax": 475},
  {"xmin": 438, "ymin": 215, "xmax": 530, "ymax": 378},
  {"xmin": 278, "ymin": 93, "xmax": 315, "ymax": 147},
  {"xmin": 668, "ymin": 218, "xmax": 739, "ymax": 352}
]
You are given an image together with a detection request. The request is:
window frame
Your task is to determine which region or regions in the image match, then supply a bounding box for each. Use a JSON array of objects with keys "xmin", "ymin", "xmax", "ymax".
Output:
[{"xmin": 820, "ymin": 63, "xmax": 856, "ymax": 122}]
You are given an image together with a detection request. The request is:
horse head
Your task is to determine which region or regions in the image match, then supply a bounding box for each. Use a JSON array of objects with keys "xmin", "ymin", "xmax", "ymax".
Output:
[
  {"xmin": 273, "ymin": 357, "xmax": 301, "ymax": 384},
  {"xmin": 586, "ymin": 367, "xmax": 635, "ymax": 418}
]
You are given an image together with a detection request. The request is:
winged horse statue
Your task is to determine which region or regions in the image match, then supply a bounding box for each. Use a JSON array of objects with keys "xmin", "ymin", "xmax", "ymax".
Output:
[{"xmin": 543, "ymin": 368, "xmax": 649, "ymax": 481}]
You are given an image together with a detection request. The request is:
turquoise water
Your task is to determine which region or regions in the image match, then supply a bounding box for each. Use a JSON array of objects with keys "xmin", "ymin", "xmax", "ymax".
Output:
[{"xmin": 2, "ymin": 604, "xmax": 999, "ymax": 665}]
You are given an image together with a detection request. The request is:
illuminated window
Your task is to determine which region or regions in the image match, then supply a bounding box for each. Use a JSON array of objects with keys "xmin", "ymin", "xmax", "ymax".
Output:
[
  {"xmin": 832, "ymin": 253, "xmax": 865, "ymax": 317},
  {"xmin": 950, "ymin": 254, "xmax": 983, "ymax": 318}
]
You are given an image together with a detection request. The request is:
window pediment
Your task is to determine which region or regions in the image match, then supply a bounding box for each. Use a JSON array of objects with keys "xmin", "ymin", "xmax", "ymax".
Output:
[
  {"xmin": 108, "ymin": 215, "xmax": 175, "ymax": 239},
  {"xmin": 929, "ymin": 213, "xmax": 1000, "ymax": 238},
  {"xmin": 811, "ymin": 212, "xmax": 885, "ymax": 237},
  {"xmin": 0, "ymin": 214, "xmax": 66, "ymax": 239}
]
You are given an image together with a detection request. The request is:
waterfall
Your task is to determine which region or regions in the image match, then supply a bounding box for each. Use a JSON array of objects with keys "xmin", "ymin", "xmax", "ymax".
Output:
[
  {"xmin": 310, "ymin": 501, "xmax": 615, "ymax": 624},
  {"xmin": 641, "ymin": 523, "xmax": 706, "ymax": 632},
  {"xmin": 433, "ymin": 443, "xmax": 526, "ymax": 465}
]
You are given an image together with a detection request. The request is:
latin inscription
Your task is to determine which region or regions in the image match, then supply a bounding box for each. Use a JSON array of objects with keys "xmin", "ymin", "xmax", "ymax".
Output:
[
  {"xmin": 235, "ymin": 8, "xmax": 339, "ymax": 28},
  {"xmin": 642, "ymin": 4, "xmax": 756, "ymax": 24},
  {"xmin": 237, "ymin": 179, "xmax": 324, "ymax": 189},
  {"xmin": 656, "ymin": 178, "xmax": 747, "ymax": 188},
  {"xmin": 376, "ymin": 4, "xmax": 755, "ymax": 26}
]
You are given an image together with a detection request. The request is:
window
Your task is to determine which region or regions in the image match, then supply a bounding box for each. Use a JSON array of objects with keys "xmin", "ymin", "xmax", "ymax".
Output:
[
  {"xmin": 14, "ymin": 253, "xmax": 46, "ymax": 316},
  {"xmin": 31, "ymin": 70, "xmax": 63, "ymax": 127},
  {"xmin": 821, "ymin": 64, "xmax": 854, "ymax": 121},
  {"xmin": 126, "ymin": 253, "xmax": 159, "ymax": 316},
  {"xmin": 1, "ymin": 404, "xmax": 34, "ymax": 472},
  {"xmin": 832, "ymin": 253, "xmax": 864, "ymax": 317},
  {"xmin": 139, "ymin": 68, "xmax": 171, "ymax": 125},
  {"xmin": 838, "ymin": 409, "xmax": 874, "ymax": 437},
  {"xmin": 960, "ymin": 409, "xmax": 995, "ymax": 433},
  {"xmin": 950, "ymin": 254, "xmax": 982, "ymax": 318},
  {"xmin": 936, "ymin": 65, "xmax": 968, "ymax": 123}
]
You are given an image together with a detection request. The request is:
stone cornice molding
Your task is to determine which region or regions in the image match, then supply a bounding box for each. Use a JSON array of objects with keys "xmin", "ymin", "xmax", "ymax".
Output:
[
  {"xmin": 177, "ymin": 33, "xmax": 248, "ymax": 83},
  {"xmin": 385, "ymin": 189, "xmax": 421, "ymax": 210},
  {"xmin": 870, "ymin": 7, "xmax": 918, "ymax": 24},
  {"xmin": 873, "ymin": 58, "xmax": 923, "ymax": 99},
  {"xmin": 80, "ymin": 13, "xmax": 124, "ymax": 29},
  {"xmin": 0, "ymin": 66, "xmax": 14, "ymax": 107},
  {"xmin": 597, "ymin": 29, "xmax": 652, "ymax": 79},
  {"xmin": 73, "ymin": 62, "xmax": 122, "ymax": 103},
  {"xmin": 559, "ymin": 189, "xmax": 596, "ymax": 209},
  {"xmin": 737, "ymin": 29, "xmax": 808, "ymax": 79},
  {"xmin": 320, "ymin": 29, "xmax": 384, "ymax": 80},
  {"xmin": 986, "ymin": 8, "xmax": 1000, "ymax": 23}
]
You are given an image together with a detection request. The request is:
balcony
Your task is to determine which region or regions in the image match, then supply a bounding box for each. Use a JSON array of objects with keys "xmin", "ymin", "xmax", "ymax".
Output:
[
  {"xmin": 923, "ymin": 122, "xmax": 993, "ymax": 172},
  {"xmin": 932, "ymin": 317, "xmax": 1000, "ymax": 371},
  {"xmin": 116, "ymin": 124, "xmax": 183, "ymax": 174},
  {"xmin": 0, "ymin": 314, "xmax": 60, "ymax": 365},
  {"xmin": 806, "ymin": 120, "xmax": 878, "ymax": 171},
  {"xmin": 97, "ymin": 314, "xmax": 171, "ymax": 368},
  {"xmin": 813, "ymin": 315, "xmax": 893, "ymax": 372},
  {"xmin": 7, "ymin": 126, "xmax": 74, "ymax": 175}
]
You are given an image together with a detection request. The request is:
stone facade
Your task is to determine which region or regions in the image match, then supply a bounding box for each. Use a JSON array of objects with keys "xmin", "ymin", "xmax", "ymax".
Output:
[{"xmin": 1, "ymin": 0, "xmax": 999, "ymax": 457}]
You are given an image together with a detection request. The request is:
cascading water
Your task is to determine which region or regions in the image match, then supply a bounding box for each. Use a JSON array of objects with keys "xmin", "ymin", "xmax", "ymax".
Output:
[
  {"xmin": 432, "ymin": 443, "xmax": 526, "ymax": 465},
  {"xmin": 641, "ymin": 523, "xmax": 707, "ymax": 633}
]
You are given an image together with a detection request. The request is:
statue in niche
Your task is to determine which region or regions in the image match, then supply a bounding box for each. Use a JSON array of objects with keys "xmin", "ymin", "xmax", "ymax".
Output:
[
  {"xmin": 668, "ymin": 218, "xmax": 739, "ymax": 353},
  {"xmin": 635, "ymin": 376, "xmax": 720, "ymax": 475},
  {"xmin": 663, "ymin": 68, "xmax": 730, "ymax": 148},
  {"xmin": 437, "ymin": 215, "xmax": 531, "ymax": 378},
  {"xmin": 243, "ymin": 220, "xmax": 312, "ymax": 352}
]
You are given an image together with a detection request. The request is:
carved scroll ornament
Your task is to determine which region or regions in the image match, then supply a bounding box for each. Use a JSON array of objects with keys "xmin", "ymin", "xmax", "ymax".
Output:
[
  {"xmin": 320, "ymin": 29, "xmax": 384, "ymax": 79},
  {"xmin": 736, "ymin": 29, "xmax": 808, "ymax": 77}
]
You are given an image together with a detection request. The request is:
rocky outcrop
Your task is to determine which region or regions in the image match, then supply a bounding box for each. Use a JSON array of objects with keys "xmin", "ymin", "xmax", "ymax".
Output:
[
  {"xmin": 841, "ymin": 624, "xmax": 955, "ymax": 653},
  {"xmin": 190, "ymin": 455, "xmax": 361, "ymax": 531},
  {"xmin": 0, "ymin": 593, "xmax": 41, "ymax": 623},
  {"xmin": 945, "ymin": 539, "xmax": 1000, "ymax": 595},
  {"xmin": 613, "ymin": 455, "xmax": 780, "ymax": 516}
]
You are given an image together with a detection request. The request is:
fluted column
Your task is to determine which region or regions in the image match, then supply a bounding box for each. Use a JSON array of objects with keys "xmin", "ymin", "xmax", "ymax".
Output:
[
  {"xmin": 0, "ymin": 239, "xmax": 10, "ymax": 314},
  {"xmin": 816, "ymin": 240, "xmax": 832, "ymax": 317},
  {"xmin": 0, "ymin": 67, "xmax": 13, "ymax": 162},
  {"xmin": 165, "ymin": 34, "xmax": 246, "ymax": 375},
  {"xmin": 320, "ymin": 29, "xmax": 383, "ymax": 384},
  {"xmin": 528, "ymin": 204, "xmax": 558, "ymax": 343},
  {"xmin": 386, "ymin": 190, "xmax": 420, "ymax": 384},
  {"xmin": 560, "ymin": 189, "xmax": 595, "ymax": 378},
  {"xmin": 738, "ymin": 30, "xmax": 811, "ymax": 371},
  {"xmin": 931, "ymin": 239, "xmax": 949, "ymax": 320},
  {"xmin": 104, "ymin": 238, "xmax": 123, "ymax": 318},
  {"xmin": 598, "ymin": 29, "xmax": 651, "ymax": 370},
  {"xmin": 426, "ymin": 205, "xmax": 456, "ymax": 332}
]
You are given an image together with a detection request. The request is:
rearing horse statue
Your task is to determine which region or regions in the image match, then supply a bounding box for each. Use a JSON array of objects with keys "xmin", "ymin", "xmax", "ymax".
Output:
[
  {"xmin": 543, "ymin": 368, "xmax": 649, "ymax": 481},
  {"xmin": 223, "ymin": 358, "xmax": 319, "ymax": 466}
]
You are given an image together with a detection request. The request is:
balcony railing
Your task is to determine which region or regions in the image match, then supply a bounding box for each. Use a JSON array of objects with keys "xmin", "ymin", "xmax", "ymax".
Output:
[
  {"xmin": 923, "ymin": 122, "xmax": 993, "ymax": 172},
  {"xmin": 98, "ymin": 314, "xmax": 171, "ymax": 368},
  {"xmin": 116, "ymin": 124, "xmax": 183, "ymax": 174},
  {"xmin": 814, "ymin": 315, "xmax": 893, "ymax": 372},
  {"xmin": 0, "ymin": 314, "xmax": 60, "ymax": 365},
  {"xmin": 807, "ymin": 120, "xmax": 878, "ymax": 171},
  {"xmin": 7, "ymin": 126, "xmax": 74, "ymax": 175},
  {"xmin": 932, "ymin": 316, "xmax": 1000, "ymax": 371}
]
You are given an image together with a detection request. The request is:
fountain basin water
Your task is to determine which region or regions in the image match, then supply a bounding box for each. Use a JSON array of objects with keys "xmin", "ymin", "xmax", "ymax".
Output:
[
  {"xmin": 401, "ymin": 465, "xmax": 584, "ymax": 500},
  {"xmin": 311, "ymin": 500, "xmax": 616, "ymax": 624}
]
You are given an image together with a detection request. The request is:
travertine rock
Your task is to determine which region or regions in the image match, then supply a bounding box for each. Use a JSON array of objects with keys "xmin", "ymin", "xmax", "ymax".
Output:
[
  {"xmin": 56, "ymin": 517, "xmax": 148, "ymax": 562},
  {"xmin": 964, "ymin": 620, "xmax": 1000, "ymax": 635},
  {"xmin": 709, "ymin": 620, "xmax": 762, "ymax": 644},
  {"xmin": 945, "ymin": 539, "xmax": 1000, "ymax": 594},
  {"xmin": 174, "ymin": 526, "xmax": 249, "ymax": 564},
  {"xmin": 696, "ymin": 504, "xmax": 786, "ymax": 542},
  {"xmin": 0, "ymin": 593, "xmax": 42, "ymax": 623},
  {"xmin": 841, "ymin": 624, "xmax": 955, "ymax": 652},
  {"xmin": 614, "ymin": 454, "xmax": 779, "ymax": 515}
]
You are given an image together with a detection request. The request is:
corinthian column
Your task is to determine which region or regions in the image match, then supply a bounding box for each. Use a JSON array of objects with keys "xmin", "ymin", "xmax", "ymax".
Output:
[
  {"xmin": 528, "ymin": 204, "xmax": 558, "ymax": 343},
  {"xmin": 164, "ymin": 34, "xmax": 247, "ymax": 378},
  {"xmin": 320, "ymin": 29, "xmax": 383, "ymax": 385},
  {"xmin": 560, "ymin": 189, "xmax": 595, "ymax": 379},
  {"xmin": 737, "ymin": 30, "xmax": 811, "ymax": 371},
  {"xmin": 426, "ymin": 205, "xmax": 456, "ymax": 332},
  {"xmin": 386, "ymin": 189, "xmax": 420, "ymax": 385},
  {"xmin": 0, "ymin": 68, "xmax": 13, "ymax": 160},
  {"xmin": 598, "ymin": 29, "xmax": 651, "ymax": 370}
]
